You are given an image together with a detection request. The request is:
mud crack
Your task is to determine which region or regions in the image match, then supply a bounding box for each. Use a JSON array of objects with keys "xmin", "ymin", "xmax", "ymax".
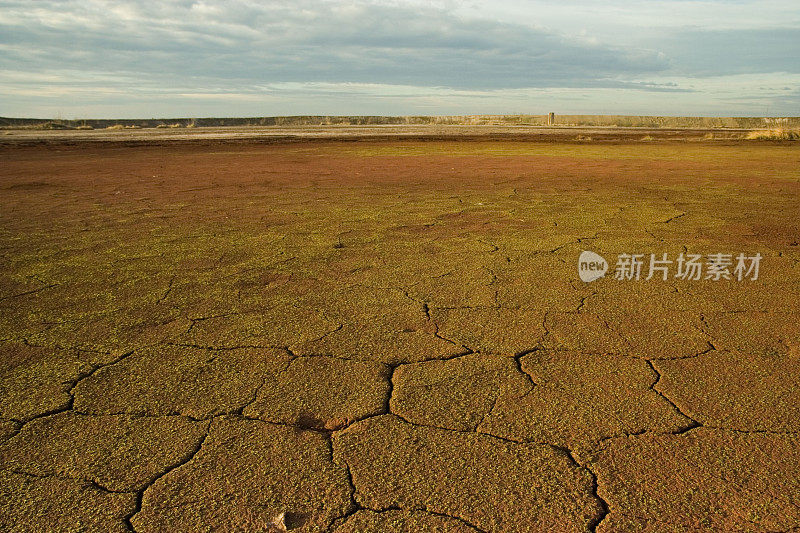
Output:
[{"xmin": 645, "ymin": 359, "xmax": 702, "ymax": 434}]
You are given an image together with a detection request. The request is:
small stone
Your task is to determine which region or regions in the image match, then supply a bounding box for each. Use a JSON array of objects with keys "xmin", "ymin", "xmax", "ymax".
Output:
[{"xmin": 265, "ymin": 512, "xmax": 287, "ymax": 532}]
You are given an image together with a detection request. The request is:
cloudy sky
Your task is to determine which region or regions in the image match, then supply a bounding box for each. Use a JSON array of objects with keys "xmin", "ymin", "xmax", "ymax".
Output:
[{"xmin": 1, "ymin": 0, "xmax": 798, "ymax": 118}]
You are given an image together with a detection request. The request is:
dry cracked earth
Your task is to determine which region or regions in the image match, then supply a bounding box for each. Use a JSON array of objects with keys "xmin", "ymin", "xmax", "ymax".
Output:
[{"xmin": 1, "ymin": 135, "xmax": 799, "ymax": 532}]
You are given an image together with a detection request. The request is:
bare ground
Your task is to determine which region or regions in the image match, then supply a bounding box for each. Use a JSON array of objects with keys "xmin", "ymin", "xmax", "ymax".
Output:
[{"xmin": 1, "ymin": 130, "xmax": 799, "ymax": 531}]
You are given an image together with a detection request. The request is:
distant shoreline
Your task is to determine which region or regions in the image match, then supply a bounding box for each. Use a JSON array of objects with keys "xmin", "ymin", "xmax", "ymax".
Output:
[
  {"xmin": 3, "ymin": 114, "xmax": 800, "ymax": 131},
  {"xmin": 2, "ymin": 123, "xmax": 798, "ymax": 147}
]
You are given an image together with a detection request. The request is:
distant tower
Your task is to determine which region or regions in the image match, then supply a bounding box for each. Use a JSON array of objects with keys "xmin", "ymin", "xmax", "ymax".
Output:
[{"xmin": 547, "ymin": 112, "xmax": 555, "ymax": 126}]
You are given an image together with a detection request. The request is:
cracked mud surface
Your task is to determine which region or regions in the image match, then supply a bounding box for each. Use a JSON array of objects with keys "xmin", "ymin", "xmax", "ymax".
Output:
[{"xmin": 1, "ymin": 137, "xmax": 799, "ymax": 531}]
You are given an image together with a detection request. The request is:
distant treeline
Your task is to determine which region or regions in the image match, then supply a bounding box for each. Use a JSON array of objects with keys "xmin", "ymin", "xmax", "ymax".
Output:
[{"xmin": 2, "ymin": 115, "xmax": 799, "ymax": 129}]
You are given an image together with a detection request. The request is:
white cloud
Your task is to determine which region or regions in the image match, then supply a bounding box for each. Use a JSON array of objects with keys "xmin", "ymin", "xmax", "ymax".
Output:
[{"xmin": 0, "ymin": 0, "xmax": 797, "ymax": 117}]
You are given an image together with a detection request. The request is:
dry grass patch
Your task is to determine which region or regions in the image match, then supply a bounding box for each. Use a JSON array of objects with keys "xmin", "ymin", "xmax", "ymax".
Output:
[{"xmin": 746, "ymin": 128, "xmax": 800, "ymax": 140}]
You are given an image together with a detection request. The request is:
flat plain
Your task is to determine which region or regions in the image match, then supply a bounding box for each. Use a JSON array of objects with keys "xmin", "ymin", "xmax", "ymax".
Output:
[{"xmin": 1, "ymin": 128, "xmax": 799, "ymax": 532}]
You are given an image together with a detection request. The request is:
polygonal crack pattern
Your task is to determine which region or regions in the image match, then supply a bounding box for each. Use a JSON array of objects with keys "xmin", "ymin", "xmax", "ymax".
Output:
[{"xmin": 2, "ymin": 139, "xmax": 799, "ymax": 531}]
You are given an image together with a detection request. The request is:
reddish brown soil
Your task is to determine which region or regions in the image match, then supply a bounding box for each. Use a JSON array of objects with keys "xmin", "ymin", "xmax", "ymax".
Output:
[{"xmin": 1, "ymin": 136, "xmax": 799, "ymax": 531}]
